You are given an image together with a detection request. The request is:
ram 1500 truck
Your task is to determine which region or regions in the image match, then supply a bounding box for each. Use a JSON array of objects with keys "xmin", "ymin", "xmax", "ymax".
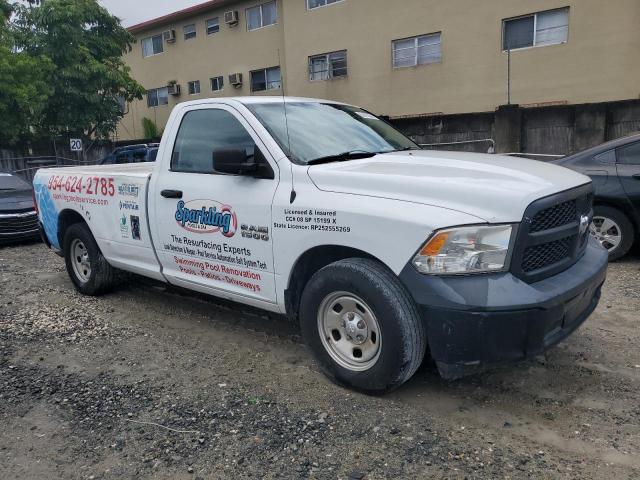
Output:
[{"xmin": 33, "ymin": 97, "xmax": 608, "ymax": 393}]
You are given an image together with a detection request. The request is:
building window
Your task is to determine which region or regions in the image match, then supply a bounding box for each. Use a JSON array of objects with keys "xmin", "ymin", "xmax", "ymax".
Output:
[
  {"xmin": 207, "ymin": 17, "xmax": 220, "ymax": 35},
  {"xmin": 309, "ymin": 50, "xmax": 347, "ymax": 81},
  {"xmin": 147, "ymin": 87, "xmax": 169, "ymax": 107},
  {"xmin": 188, "ymin": 80, "xmax": 201, "ymax": 95},
  {"xmin": 210, "ymin": 76, "xmax": 224, "ymax": 91},
  {"xmin": 251, "ymin": 66, "xmax": 281, "ymax": 92},
  {"xmin": 392, "ymin": 32, "xmax": 441, "ymax": 68},
  {"xmin": 247, "ymin": 1, "xmax": 277, "ymax": 31},
  {"xmin": 141, "ymin": 34, "xmax": 163, "ymax": 57},
  {"xmin": 183, "ymin": 24, "xmax": 197, "ymax": 40},
  {"xmin": 307, "ymin": 0, "xmax": 342, "ymax": 9},
  {"xmin": 503, "ymin": 8, "xmax": 569, "ymax": 50}
]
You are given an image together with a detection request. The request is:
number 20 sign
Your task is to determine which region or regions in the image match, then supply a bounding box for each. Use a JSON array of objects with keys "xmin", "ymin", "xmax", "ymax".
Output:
[{"xmin": 70, "ymin": 139, "xmax": 83, "ymax": 152}]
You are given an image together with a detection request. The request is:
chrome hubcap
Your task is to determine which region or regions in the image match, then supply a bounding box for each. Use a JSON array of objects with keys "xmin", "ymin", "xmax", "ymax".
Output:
[
  {"xmin": 317, "ymin": 292, "xmax": 381, "ymax": 372},
  {"xmin": 590, "ymin": 216, "xmax": 622, "ymax": 252},
  {"xmin": 71, "ymin": 239, "xmax": 91, "ymax": 282}
]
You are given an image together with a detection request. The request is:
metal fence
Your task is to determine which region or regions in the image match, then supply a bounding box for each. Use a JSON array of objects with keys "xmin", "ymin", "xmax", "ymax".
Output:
[
  {"xmin": 416, "ymin": 138, "xmax": 565, "ymax": 160},
  {"xmin": 1, "ymin": 141, "xmax": 567, "ymax": 184},
  {"xmin": 418, "ymin": 138, "xmax": 496, "ymax": 153},
  {"xmin": 0, "ymin": 155, "xmax": 95, "ymax": 182}
]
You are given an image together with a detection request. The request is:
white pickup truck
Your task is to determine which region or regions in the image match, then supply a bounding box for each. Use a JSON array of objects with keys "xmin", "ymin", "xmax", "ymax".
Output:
[{"xmin": 33, "ymin": 97, "xmax": 608, "ymax": 393}]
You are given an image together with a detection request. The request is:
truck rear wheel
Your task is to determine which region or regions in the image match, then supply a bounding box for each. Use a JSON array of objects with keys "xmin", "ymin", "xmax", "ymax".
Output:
[
  {"xmin": 63, "ymin": 223, "xmax": 116, "ymax": 296},
  {"xmin": 299, "ymin": 258, "xmax": 426, "ymax": 394}
]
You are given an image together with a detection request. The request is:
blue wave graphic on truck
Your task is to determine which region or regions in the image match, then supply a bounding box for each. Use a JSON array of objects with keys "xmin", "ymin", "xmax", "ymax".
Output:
[{"xmin": 33, "ymin": 183, "xmax": 60, "ymax": 248}]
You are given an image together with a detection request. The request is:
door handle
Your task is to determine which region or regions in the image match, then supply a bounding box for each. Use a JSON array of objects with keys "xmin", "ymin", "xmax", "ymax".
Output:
[
  {"xmin": 161, "ymin": 189, "xmax": 183, "ymax": 199},
  {"xmin": 632, "ymin": 174, "xmax": 640, "ymax": 180}
]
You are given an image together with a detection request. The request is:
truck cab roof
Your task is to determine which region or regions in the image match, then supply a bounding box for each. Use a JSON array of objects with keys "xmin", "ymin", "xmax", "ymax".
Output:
[{"xmin": 176, "ymin": 96, "xmax": 349, "ymax": 108}]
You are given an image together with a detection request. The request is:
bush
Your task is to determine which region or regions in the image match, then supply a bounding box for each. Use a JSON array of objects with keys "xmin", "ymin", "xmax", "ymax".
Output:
[{"xmin": 141, "ymin": 117, "xmax": 159, "ymax": 139}]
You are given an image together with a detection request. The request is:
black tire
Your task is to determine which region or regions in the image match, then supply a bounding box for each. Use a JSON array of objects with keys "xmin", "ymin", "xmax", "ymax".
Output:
[
  {"xmin": 299, "ymin": 258, "xmax": 426, "ymax": 394},
  {"xmin": 63, "ymin": 222, "xmax": 117, "ymax": 296},
  {"xmin": 592, "ymin": 206, "xmax": 634, "ymax": 261}
]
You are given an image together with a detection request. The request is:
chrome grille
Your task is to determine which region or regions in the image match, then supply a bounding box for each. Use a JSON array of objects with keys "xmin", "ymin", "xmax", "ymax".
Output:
[{"xmin": 0, "ymin": 211, "xmax": 39, "ymax": 236}]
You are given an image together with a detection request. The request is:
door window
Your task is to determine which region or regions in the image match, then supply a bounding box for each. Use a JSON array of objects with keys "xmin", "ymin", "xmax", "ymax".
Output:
[
  {"xmin": 594, "ymin": 149, "xmax": 616, "ymax": 165},
  {"xmin": 617, "ymin": 142, "xmax": 640, "ymax": 165},
  {"xmin": 171, "ymin": 109, "xmax": 258, "ymax": 174}
]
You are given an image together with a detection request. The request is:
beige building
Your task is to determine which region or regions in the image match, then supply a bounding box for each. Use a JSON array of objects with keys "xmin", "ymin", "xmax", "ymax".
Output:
[{"xmin": 117, "ymin": 0, "xmax": 640, "ymax": 141}]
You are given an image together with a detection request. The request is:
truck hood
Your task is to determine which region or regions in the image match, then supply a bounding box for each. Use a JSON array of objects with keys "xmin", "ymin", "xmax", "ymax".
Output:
[{"xmin": 306, "ymin": 150, "xmax": 591, "ymax": 223}]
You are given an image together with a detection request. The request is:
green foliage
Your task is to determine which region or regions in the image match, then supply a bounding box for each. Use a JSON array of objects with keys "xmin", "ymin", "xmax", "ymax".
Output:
[
  {"xmin": 141, "ymin": 117, "xmax": 159, "ymax": 140},
  {"xmin": 0, "ymin": 45, "xmax": 53, "ymax": 145},
  {"xmin": 0, "ymin": 0, "xmax": 54, "ymax": 146},
  {"xmin": 1, "ymin": 0, "xmax": 145, "ymax": 146},
  {"xmin": 0, "ymin": 0, "xmax": 11, "ymax": 23}
]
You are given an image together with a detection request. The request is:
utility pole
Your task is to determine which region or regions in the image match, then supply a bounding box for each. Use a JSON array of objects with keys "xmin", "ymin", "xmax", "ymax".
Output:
[{"xmin": 507, "ymin": 46, "xmax": 512, "ymax": 105}]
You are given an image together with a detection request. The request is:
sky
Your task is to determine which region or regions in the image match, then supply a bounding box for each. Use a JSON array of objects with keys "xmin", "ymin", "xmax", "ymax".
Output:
[{"xmin": 98, "ymin": 0, "xmax": 205, "ymax": 27}]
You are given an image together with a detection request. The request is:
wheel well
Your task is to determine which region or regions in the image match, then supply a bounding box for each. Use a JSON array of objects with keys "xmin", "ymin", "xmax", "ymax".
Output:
[
  {"xmin": 284, "ymin": 245, "xmax": 379, "ymax": 320},
  {"xmin": 57, "ymin": 209, "xmax": 87, "ymax": 247},
  {"xmin": 593, "ymin": 199, "xmax": 638, "ymax": 233}
]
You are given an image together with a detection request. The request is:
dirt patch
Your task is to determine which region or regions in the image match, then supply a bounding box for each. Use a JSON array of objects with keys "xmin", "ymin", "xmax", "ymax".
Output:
[{"xmin": 1, "ymin": 242, "xmax": 639, "ymax": 479}]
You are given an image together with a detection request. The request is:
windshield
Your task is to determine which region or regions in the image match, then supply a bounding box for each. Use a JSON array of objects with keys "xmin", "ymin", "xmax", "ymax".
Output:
[
  {"xmin": 0, "ymin": 173, "xmax": 30, "ymax": 191},
  {"xmin": 246, "ymin": 102, "xmax": 419, "ymax": 164}
]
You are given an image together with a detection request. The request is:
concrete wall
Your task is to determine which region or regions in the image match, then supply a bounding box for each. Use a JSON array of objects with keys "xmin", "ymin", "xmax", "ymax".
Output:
[
  {"xmin": 391, "ymin": 100, "xmax": 640, "ymax": 157},
  {"xmin": 117, "ymin": 0, "xmax": 640, "ymax": 140}
]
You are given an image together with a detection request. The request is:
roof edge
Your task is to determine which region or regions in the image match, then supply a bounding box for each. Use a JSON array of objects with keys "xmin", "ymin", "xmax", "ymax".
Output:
[{"xmin": 127, "ymin": 0, "xmax": 237, "ymax": 34}]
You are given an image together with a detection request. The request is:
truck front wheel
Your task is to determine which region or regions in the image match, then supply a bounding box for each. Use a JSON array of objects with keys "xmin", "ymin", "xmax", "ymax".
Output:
[
  {"xmin": 299, "ymin": 258, "xmax": 426, "ymax": 394},
  {"xmin": 63, "ymin": 223, "xmax": 117, "ymax": 296}
]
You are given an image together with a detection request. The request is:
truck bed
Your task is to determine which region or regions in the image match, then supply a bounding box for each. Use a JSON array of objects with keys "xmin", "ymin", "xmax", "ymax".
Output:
[{"xmin": 33, "ymin": 161, "xmax": 162, "ymax": 280}]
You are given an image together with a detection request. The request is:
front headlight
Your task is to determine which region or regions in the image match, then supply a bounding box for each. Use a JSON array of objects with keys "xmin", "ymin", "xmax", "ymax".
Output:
[{"xmin": 413, "ymin": 225, "xmax": 514, "ymax": 274}]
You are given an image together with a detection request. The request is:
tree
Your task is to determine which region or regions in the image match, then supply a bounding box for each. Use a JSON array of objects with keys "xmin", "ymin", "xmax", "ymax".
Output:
[
  {"xmin": 0, "ymin": 46, "xmax": 53, "ymax": 145},
  {"xmin": 0, "ymin": 1, "xmax": 54, "ymax": 146},
  {"xmin": 8, "ymin": 0, "xmax": 145, "ymax": 143},
  {"xmin": 0, "ymin": 0, "xmax": 11, "ymax": 23}
]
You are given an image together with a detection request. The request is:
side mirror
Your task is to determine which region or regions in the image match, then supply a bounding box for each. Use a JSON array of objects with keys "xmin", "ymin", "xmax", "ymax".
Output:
[{"xmin": 212, "ymin": 148, "xmax": 257, "ymax": 176}]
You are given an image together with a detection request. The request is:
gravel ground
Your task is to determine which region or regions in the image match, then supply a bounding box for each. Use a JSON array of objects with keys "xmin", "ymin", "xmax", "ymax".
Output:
[{"xmin": 1, "ymin": 241, "xmax": 639, "ymax": 479}]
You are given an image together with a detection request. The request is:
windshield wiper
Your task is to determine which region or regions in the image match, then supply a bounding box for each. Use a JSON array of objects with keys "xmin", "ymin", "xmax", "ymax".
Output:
[
  {"xmin": 307, "ymin": 150, "xmax": 378, "ymax": 166},
  {"xmin": 385, "ymin": 146, "xmax": 422, "ymax": 153}
]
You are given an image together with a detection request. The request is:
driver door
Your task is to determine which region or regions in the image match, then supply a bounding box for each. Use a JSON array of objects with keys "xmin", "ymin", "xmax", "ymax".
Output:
[{"xmin": 151, "ymin": 104, "xmax": 279, "ymax": 306}]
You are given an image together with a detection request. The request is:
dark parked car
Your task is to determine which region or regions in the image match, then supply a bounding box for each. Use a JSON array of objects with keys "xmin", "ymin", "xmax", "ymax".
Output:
[
  {"xmin": 0, "ymin": 172, "xmax": 39, "ymax": 244},
  {"xmin": 555, "ymin": 133, "xmax": 640, "ymax": 260},
  {"xmin": 98, "ymin": 143, "xmax": 159, "ymax": 165}
]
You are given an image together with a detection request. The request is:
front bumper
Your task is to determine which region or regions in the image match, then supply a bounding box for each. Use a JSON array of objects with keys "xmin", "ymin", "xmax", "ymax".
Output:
[
  {"xmin": 0, "ymin": 211, "xmax": 40, "ymax": 245},
  {"xmin": 399, "ymin": 237, "xmax": 608, "ymax": 379}
]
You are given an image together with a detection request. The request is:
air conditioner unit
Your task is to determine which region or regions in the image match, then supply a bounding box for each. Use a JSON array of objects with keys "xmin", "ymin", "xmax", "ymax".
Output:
[
  {"xmin": 224, "ymin": 11, "xmax": 239, "ymax": 26},
  {"xmin": 162, "ymin": 29, "xmax": 176, "ymax": 43},
  {"xmin": 229, "ymin": 73, "xmax": 243, "ymax": 88},
  {"xmin": 167, "ymin": 83, "xmax": 181, "ymax": 95}
]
